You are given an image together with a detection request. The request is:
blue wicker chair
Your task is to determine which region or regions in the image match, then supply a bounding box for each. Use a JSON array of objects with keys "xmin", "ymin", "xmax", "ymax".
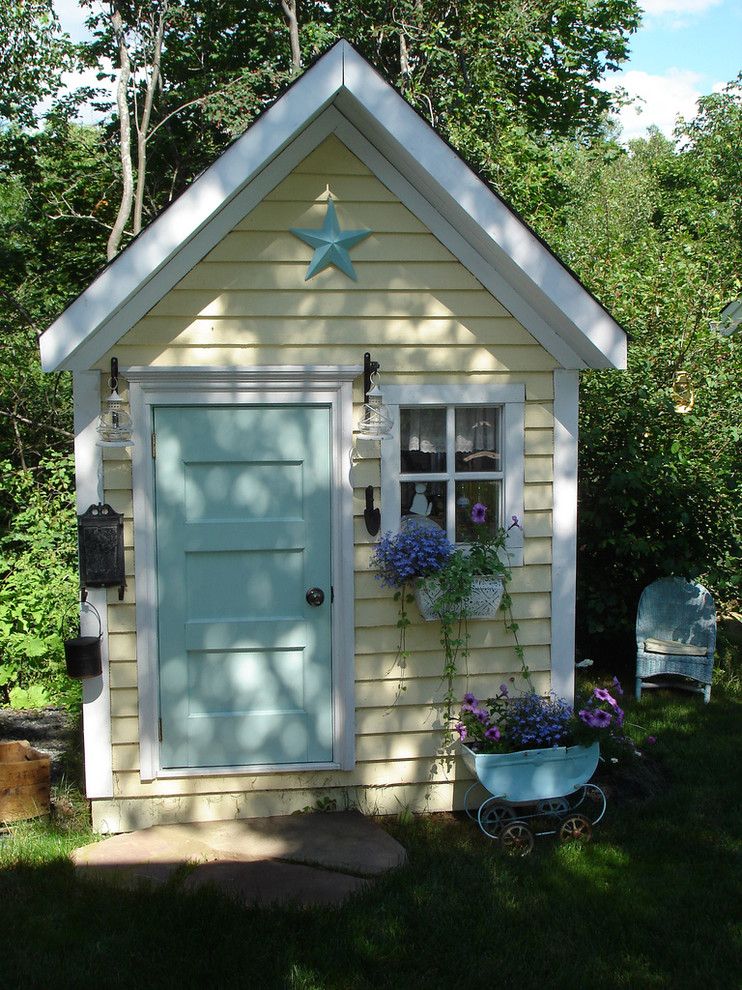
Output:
[{"xmin": 635, "ymin": 577, "xmax": 717, "ymax": 703}]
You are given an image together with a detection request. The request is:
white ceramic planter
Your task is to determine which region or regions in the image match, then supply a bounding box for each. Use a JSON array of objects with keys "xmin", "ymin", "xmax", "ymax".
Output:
[{"xmin": 415, "ymin": 575, "xmax": 505, "ymax": 621}]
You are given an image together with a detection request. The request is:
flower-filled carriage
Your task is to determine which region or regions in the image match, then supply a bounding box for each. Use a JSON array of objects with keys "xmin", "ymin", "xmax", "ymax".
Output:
[{"xmin": 456, "ymin": 681, "xmax": 626, "ymax": 856}]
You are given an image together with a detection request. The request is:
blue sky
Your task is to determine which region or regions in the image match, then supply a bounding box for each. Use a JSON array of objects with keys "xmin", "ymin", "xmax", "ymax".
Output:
[
  {"xmin": 54, "ymin": 0, "xmax": 741, "ymax": 141},
  {"xmin": 603, "ymin": 0, "xmax": 741, "ymax": 139}
]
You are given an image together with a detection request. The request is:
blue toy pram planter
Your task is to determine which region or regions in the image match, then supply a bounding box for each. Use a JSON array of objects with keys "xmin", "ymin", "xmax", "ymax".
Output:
[{"xmin": 461, "ymin": 741, "xmax": 606, "ymax": 856}]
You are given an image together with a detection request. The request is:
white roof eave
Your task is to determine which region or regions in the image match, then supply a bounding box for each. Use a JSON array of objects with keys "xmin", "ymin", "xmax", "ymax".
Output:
[{"xmin": 40, "ymin": 40, "xmax": 626, "ymax": 374}]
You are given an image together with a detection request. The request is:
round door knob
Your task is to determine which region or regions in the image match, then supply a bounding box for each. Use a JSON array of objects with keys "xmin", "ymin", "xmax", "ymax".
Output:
[{"xmin": 306, "ymin": 587, "xmax": 325, "ymax": 607}]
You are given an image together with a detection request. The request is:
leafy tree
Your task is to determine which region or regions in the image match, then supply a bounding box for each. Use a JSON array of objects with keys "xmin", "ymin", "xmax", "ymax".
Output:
[
  {"xmin": 0, "ymin": 0, "xmax": 74, "ymax": 127},
  {"xmin": 538, "ymin": 96, "xmax": 742, "ymax": 660}
]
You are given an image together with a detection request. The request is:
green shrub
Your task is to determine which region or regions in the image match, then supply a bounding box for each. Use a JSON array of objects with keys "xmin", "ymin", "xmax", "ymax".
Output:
[{"xmin": 0, "ymin": 453, "xmax": 80, "ymax": 710}]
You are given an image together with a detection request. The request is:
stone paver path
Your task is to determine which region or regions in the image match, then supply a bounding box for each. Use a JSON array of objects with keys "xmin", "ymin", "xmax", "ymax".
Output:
[{"xmin": 71, "ymin": 811, "xmax": 406, "ymax": 907}]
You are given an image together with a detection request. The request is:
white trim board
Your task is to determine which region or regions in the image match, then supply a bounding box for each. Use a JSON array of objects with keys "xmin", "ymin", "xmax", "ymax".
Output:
[
  {"xmin": 551, "ymin": 370, "xmax": 580, "ymax": 703},
  {"xmin": 129, "ymin": 366, "xmax": 358, "ymax": 781},
  {"xmin": 40, "ymin": 41, "xmax": 626, "ymax": 374},
  {"xmin": 73, "ymin": 371, "xmax": 114, "ymax": 799}
]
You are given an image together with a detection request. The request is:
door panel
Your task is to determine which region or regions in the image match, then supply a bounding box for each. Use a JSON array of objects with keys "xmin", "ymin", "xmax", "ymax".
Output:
[{"xmin": 154, "ymin": 405, "xmax": 333, "ymax": 768}]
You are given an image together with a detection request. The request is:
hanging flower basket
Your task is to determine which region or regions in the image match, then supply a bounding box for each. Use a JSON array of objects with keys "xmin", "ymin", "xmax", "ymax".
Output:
[
  {"xmin": 415, "ymin": 574, "xmax": 504, "ymax": 621},
  {"xmin": 461, "ymin": 740, "xmax": 600, "ymax": 803}
]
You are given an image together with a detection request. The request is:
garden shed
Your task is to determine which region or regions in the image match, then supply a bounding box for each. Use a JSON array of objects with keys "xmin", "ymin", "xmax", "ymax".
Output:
[{"xmin": 40, "ymin": 41, "xmax": 626, "ymax": 834}]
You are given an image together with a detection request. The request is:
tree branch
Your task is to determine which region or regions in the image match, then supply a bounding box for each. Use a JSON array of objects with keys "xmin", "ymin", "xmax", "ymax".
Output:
[
  {"xmin": 107, "ymin": 5, "xmax": 134, "ymax": 260},
  {"xmin": 0, "ymin": 407, "xmax": 75, "ymax": 440},
  {"xmin": 280, "ymin": 0, "xmax": 302, "ymax": 72}
]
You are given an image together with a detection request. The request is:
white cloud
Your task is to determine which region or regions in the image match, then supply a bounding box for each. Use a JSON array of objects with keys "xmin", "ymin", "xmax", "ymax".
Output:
[
  {"xmin": 640, "ymin": 0, "xmax": 723, "ymax": 15},
  {"xmin": 603, "ymin": 68, "xmax": 711, "ymax": 140},
  {"xmin": 54, "ymin": 0, "xmax": 95, "ymax": 44}
]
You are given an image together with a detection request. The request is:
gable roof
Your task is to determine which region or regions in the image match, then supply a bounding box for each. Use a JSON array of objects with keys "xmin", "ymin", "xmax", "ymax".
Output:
[{"xmin": 40, "ymin": 40, "xmax": 627, "ymax": 372}]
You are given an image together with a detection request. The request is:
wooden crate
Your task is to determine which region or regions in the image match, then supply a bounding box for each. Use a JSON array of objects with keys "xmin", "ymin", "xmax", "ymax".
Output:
[{"xmin": 0, "ymin": 740, "xmax": 51, "ymax": 823}]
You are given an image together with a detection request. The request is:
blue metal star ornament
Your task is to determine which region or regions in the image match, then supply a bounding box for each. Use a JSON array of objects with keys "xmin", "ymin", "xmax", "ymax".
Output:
[{"xmin": 290, "ymin": 198, "xmax": 371, "ymax": 281}]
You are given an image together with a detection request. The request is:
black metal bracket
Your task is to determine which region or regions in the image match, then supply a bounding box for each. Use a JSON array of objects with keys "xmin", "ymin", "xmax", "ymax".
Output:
[{"xmin": 363, "ymin": 352, "xmax": 379, "ymax": 405}]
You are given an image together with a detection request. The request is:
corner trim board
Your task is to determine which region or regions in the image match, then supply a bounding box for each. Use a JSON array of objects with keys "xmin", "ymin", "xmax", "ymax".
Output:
[
  {"xmin": 73, "ymin": 371, "xmax": 114, "ymax": 799},
  {"xmin": 551, "ymin": 369, "xmax": 579, "ymax": 703}
]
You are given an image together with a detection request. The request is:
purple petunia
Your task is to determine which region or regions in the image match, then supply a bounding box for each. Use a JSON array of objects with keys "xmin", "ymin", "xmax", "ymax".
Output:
[
  {"xmin": 471, "ymin": 502, "xmax": 487, "ymax": 524},
  {"xmin": 454, "ymin": 722, "xmax": 468, "ymax": 741},
  {"xmin": 646, "ymin": 735, "xmax": 657, "ymax": 745},
  {"xmin": 579, "ymin": 708, "xmax": 612, "ymax": 729},
  {"xmin": 612, "ymin": 676, "xmax": 624, "ymax": 696},
  {"xmin": 485, "ymin": 725, "xmax": 501, "ymax": 741}
]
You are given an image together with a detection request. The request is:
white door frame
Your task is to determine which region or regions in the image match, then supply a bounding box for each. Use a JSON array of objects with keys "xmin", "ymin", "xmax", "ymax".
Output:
[{"xmin": 126, "ymin": 365, "xmax": 360, "ymax": 781}]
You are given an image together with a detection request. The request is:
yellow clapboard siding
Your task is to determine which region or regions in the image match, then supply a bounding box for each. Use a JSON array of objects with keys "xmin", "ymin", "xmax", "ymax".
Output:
[
  {"xmin": 524, "ymin": 429, "xmax": 554, "ymax": 456},
  {"xmin": 91, "ymin": 780, "xmax": 462, "ymax": 832},
  {"xmin": 524, "ymin": 484, "xmax": 553, "ymax": 511},
  {"xmin": 204, "ymin": 230, "xmax": 456, "ymax": 264},
  {"xmin": 354, "ymin": 617, "xmax": 551, "ymax": 656},
  {"xmin": 525, "ymin": 402, "xmax": 554, "ymax": 428},
  {"xmin": 103, "ymin": 460, "xmax": 133, "ymax": 489},
  {"xmin": 354, "ymin": 592, "xmax": 551, "ymax": 626},
  {"xmin": 524, "ymin": 537, "xmax": 552, "ymax": 565},
  {"xmin": 237, "ymin": 201, "xmax": 429, "ymax": 233},
  {"xmin": 179, "ymin": 261, "xmax": 486, "ymax": 293},
  {"xmin": 265, "ymin": 174, "xmax": 399, "ymax": 202},
  {"xmin": 524, "ymin": 456, "xmax": 553, "ymax": 484},
  {"xmin": 354, "ymin": 646, "xmax": 550, "ymax": 681},
  {"xmin": 113, "ymin": 345, "xmax": 554, "ymax": 374},
  {"xmin": 113, "ymin": 757, "xmax": 455, "ymax": 798},
  {"xmin": 116, "ymin": 732, "xmax": 445, "ymax": 770},
  {"xmin": 107, "ymin": 605, "xmax": 137, "ymax": 634},
  {"xmin": 108, "ymin": 632, "xmax": 137, "ymax": 662},
  {"xmin": 520, "ymin": 512, "xmax": 552, "ymax": 538},
  {"xmin": 109, "ymin": 662, "xmax": 138, "ymax": 690},
  {"xmin": 353, "ymin": 566, "xmax": 553, "ymax": 604},
  {"xmin": 124, "ymin": 315, "xmax": 532, "ymax": 348},
  {"xmin": 111, "ymin": 717, "xmax": 139, "ymax": 745},
  {"xmin": 355, "ymin": 672, "xmax": 548, "ymax": 709},
  {"xmin": 294, "ymin": 137, "xmax": 373, "ymax": 174},
  {"xmin": 148, "ymin": 288, "xmax": 511, "ymax": 320},
  {"xmin": 112, "ymin": 743, "xmax": 140, "ymax": 772},
  {"xmin": 354, "ymin": 676, "xmax": 553, "ymax": 735},
  {"xmin": 110, "ymin": 687, "xmax": 139, "ymax": 717}
]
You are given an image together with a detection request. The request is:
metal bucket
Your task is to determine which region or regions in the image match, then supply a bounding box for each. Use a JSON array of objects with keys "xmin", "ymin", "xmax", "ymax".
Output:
[{"xmin": 64, "ymin": 602, "xmax": 102, "ymax": 679}]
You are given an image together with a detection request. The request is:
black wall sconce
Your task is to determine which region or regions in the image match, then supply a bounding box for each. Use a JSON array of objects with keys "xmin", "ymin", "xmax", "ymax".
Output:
[{"xmin": 77, "ymin": 503, "xmax": 126, "ymax": 600}]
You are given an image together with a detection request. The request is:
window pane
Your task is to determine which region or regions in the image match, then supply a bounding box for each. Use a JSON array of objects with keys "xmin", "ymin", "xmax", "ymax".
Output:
[
  {"xmin": 400, "ymin": 408, "xmax": 447, "ymax": 473},
  {"xmin": 455, "ymin": 407, "xmax": 501, "ymax": 472},
  {"xmin": 455, "ymin": 480, "xmax": 501, "ymax": 543},
  {"xmin": 401, "ymin": 481, "xmax": 447, "ymax": 532}
]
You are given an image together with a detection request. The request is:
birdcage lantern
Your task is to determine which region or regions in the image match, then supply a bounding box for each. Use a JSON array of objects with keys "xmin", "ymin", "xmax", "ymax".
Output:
[
  {"xmin": 356, "ymin": 352, "xmax": 393, "ymax": 440},
  {"xmin": 97, "ymin": 357, "xmax": 133, "ymax": 446}
]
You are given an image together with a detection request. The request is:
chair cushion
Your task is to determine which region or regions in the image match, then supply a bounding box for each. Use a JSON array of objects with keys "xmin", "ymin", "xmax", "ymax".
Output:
[{"xmin": 644, "ymin": 638, "xmax": 708, "ymax": 657}]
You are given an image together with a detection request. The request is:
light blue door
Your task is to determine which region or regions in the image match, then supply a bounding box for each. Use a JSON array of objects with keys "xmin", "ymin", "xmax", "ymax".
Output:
[{"xmin": 154, "ymin": 405, "xmax": 333, "ymax": 769}]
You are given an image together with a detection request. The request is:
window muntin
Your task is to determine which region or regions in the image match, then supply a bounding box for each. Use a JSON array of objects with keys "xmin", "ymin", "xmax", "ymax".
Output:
[
  {"xmin": 399, "ymin": 404, "xmax": 502, "ymax": 543},
  {"xmin": 380, "ymin": 384, "xmax": 525, "ymax": 567}
]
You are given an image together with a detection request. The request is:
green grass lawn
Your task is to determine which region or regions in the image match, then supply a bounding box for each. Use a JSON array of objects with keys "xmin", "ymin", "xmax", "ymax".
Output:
[{"xmin": 1, "ymin": 688, "xmax": 741, "ymax": 990}]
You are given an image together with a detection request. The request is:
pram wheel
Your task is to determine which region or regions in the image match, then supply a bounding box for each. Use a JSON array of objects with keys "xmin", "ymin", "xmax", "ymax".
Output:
[
  {"xmin": 477, "ymin": 797, "xmax": 515, "ymax": 838},
  {"xmin": 500, "ymin": 821, "xmax": 535, "ymax": 856},
  {"xmin": 558, "ymin": 814, "xmax": 593, "ymax": 844}
]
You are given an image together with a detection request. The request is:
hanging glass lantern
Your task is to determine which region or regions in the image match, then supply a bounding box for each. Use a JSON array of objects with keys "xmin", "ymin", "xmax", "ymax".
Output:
[
  {"xmin": 97, "ymin": 358, "xmax": 134, "ymax": 446},
  {"xmin": 356, "ymin": 353, "xmax": 393, "ymax": 440}
]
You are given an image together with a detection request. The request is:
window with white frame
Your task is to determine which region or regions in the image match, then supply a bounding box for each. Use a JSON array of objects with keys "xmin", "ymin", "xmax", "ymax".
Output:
[{"xmin": 380, "ymin": 385, "xmax": 525, "ymax": 565}]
